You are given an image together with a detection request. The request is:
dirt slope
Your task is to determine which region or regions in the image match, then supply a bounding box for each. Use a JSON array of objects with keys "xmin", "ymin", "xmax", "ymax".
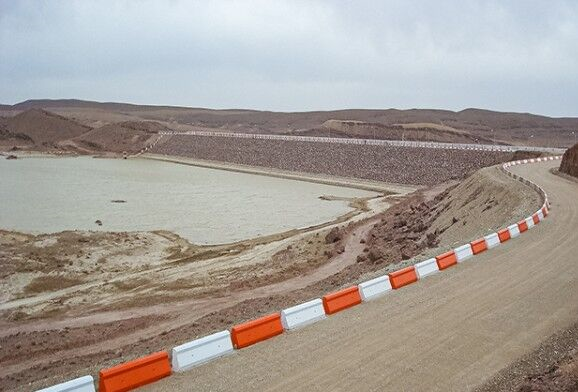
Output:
[
  {"xmin": 74, "ymin": 121, "xmax": 168, "ymax": 153},
  {"xmin": 5, "ymin": 109, "xmax": 91, "ymax": 145},
  {"xmin": 560, "ymin": 143, "xmax": 578, "ymax": 178},
  {"xmin": 295, "ymin": 119, "xmax": 499, "ymax": 144},
  {"xmin": 427, "ymin": 166, "xmax": 541, "ymax": 245},
  {"xmin": 146, "ymin": 160, "xmax": 578, "ymax": 392}
]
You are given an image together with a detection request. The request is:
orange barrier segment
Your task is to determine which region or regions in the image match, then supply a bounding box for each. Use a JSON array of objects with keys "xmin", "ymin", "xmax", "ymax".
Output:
[
  {"xmin": 388, "ymin": 266, "xmax": 418, "ymax": 289},
  {"xmin": 518, "ymin": 220, "xmax": 528, "ymax": 233},
  {"xmin": 532, "ymin": 213, "xmax": 540, "ymax": 224},
  {"xmin": 498, "ymin": 228, "xmax": 511, "ymax": 243},
  {"xmin": 542, "ymin": 206, "xmax": 548, "ymax": 217},
  {"xmin": 435, "ymin": 251, "xmax": 457, "ymax": 270},
  {"xmin": 470, "ymin": 238, "xmax": 488, "ymax": 255},
  {"xmin": 99, "ymin": 351, "xmax": 171, "ymax": 392},
  {"xmin": 322, "ymin": 286, "xmax": 361, "ymax": 315},
  {"xmin": 231, "ymin": 313, "xmax": 283, "ymax": 349}
]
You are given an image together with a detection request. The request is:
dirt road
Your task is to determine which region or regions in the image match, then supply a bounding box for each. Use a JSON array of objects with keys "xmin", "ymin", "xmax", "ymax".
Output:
[{"xmin": 145, "ymin": 160, "xmax": 578, "ymax": 392}]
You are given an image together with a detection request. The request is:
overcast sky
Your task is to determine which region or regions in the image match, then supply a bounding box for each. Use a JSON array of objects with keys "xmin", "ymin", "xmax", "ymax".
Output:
[{"xmin": 1, "ymin": 1, "xmax": 577, "ymax": 116}]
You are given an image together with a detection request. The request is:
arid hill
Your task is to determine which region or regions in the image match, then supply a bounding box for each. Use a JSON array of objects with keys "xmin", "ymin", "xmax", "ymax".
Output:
[
  {"xmin": 560, "ymin": 143, "xmax": 578, "ymax": 178},
  {"xmin": 1, "ymin": 109, "xmax": 91, "ymax": 147},
  {"xmin": 74, "ymin": 121, "xmax": 168, "ymax": 153},
  {"xmin": 1, "ymin": 99, "xmax": 577, "ymax": 147},
  {"xmin": 290, "ymin": 119, "xmax": 501, "ymax": 144}
]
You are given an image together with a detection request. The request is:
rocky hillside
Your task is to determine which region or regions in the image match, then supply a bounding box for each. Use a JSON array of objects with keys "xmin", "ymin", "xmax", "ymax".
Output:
[
  {"xmin": 560, "ymin": 143, "xmax": 578, "ymax": 178},
  {"xmin": 2, "ymin": 99, "xmax": 577, "ymax": 147},
  {"xmin": 4, "ymin": 109, "xmax": 91, "ymax": 145},
  {"xmin": 292, "ymin": 119, "xmax": 500, "ymax": 144},
  {"xmin": 74, "ymin": 121, "xmax": 168, "ymax": 153}
]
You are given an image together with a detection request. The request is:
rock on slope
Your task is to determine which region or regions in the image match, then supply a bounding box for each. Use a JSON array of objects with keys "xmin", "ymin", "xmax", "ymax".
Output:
[
  {"xmin": 362, "ymin": 165, "xmax": 542, "ymax": 266},
  {"xmin": 560, "ymin": 143, "xmax": 578, "ymax": 178},
  {"xmin": 75, "ymin": 121, "xmax": 168, "ymax": 153},
  {"xmin": 425, "ymin": 166, "xmax": 542, "ymax": 245}
]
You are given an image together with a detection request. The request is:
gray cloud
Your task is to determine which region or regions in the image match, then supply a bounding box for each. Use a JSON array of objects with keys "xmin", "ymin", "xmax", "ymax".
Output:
[{"xmin": 1, "ymin": 0, "xmax": 577, "ymax": 116}]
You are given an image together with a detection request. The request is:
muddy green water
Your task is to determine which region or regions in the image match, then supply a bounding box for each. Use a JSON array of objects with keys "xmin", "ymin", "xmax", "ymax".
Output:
[{"xmin": 0, "ymin": 156, "xmax": 377, "ymax": 244}]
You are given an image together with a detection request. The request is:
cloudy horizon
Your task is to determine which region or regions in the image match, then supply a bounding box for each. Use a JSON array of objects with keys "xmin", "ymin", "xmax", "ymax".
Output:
[{"xmin": 1, "ymin": 0, "xmax": 578, "ymax": 117}]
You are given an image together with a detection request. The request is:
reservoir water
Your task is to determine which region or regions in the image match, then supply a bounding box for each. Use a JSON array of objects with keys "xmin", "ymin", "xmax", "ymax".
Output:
[{"xmin": 0, "ymin": 156, "xmax": 377, "ymax": 244}]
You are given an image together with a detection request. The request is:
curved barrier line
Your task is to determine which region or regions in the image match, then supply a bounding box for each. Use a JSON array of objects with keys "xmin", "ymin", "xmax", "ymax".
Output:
[{"xmin": 36, "ymin": 155, "xmax": 561, "ymax": 392}]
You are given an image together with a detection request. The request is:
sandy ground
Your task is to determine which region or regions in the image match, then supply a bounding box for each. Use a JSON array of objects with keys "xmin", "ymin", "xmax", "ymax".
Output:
[
  {"xmin": 476, "ymin": 321, "xmax": 578, "ymax": 391},
  {"xmin": 144, "ymin": 160, "xmax": 578, "ymax": 392}
]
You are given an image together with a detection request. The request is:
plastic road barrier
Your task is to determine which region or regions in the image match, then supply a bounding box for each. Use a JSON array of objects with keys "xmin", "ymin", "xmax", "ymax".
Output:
[
  {"xmin": 435, "ymin": 251, "xmax": 457, "ymax": 270},
  {"xmin": 171, "ymin": 330, "xmax": 234, "ymax": 372},
  {"xmin": 415, "ymin": 258, "xmax": 439, "ymax": 278},
  {"xmin": 36, "ymin": 376, "xmax": 95, "ymax": 392},
  {"xmin": 454, "ymin": 244, "xmax": 474, "ymax": 262},
  {"xmin": 281, "ymin": 299, "xmax": 326, "ymax": 330},
  {"xmin": 470, "ymin": 238, "xmax": 488, "ymax": 255},
  {"xmin": 537, "ymin": 210, "xmax": 545, "ymax": 221},
  {"xmin": 358, "ymin": 275, "xmax": 392, "ymax": 301},
  {"xmin": 518, "ymin": 220, "xmax": 529, "ymax": 233},
  {"xmin": 322, "ymin": 286, "xmax": 362, "ymax": 315},
  {"xmin": 498, "ymin": 228, "xmax": 511, "ymax": 243},
  {"xmin": 484, "ymin": 232, "xmax": 501, "ymax": 248},
  {"xmin": 231, "ymin": 313, "xmax": 284, "ymax": 349},
  {"xmin": 388, "ymin": 266, "xmax": 418, "ymax": 289},
  {"xmin": 99, "ymin": 351, "xmax": 171, "ymax": 392},
  {"xmin": 508, "ymin": 224, "xmax": 521, "ymax": 238}
]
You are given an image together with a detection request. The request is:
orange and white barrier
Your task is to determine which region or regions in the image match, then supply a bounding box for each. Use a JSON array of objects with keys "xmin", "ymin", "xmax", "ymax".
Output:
[{"xmin": 524, "ymin": 216, "xmax": 535, "ymax": 229}]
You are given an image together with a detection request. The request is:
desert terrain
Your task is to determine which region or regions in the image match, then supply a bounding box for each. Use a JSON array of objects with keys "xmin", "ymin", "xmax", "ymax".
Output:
[
  {"xmin": 1, "ymin": 100, "xmax": 578, "ymax": 155},
  {"xmin": 1, "ymin": 100, "xmax": 577, "ymax": 391}
]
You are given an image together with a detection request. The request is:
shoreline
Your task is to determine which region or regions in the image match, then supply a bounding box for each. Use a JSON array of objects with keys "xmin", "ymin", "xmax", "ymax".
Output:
[
  {"xmin": 0, "ymin": 151, "xmax": 413, "ymax": 251},
  {"xmin": 139, "ymin": 152, "xmax": 419, "ymax": 194}
]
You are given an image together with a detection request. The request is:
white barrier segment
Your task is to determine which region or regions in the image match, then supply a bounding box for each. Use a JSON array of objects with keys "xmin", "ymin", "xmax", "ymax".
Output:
[
  {"xmin": 171, "ymin": 330, "xmax": 234, "ymax": 372},
  {"xmin": 281, "ymin": 298, "xmax": 326, "ymax": 329},
  {"xmin": 484, "ymin": 232, "xmax": 501, "ymax": 249},
  {"xmin": 508, "ymin": 224, "xmax": 521, "ymax": 238},
  {"xmin": 537, "ymin": 209, "xmax": 545, "ymax": 221},
  {"xmin": 454, "ymin": 244, "xmax": 474, "ymax": 262},
  {"xmin": 358, "ymin": 275, "xmax": 392, "ymax": 301},
  {"xmin": 415, "ymin": 258, "xmax": 439, "ymax": 279},
  {"xmin": 36, "ymin": 376, "xmax": 95, "ymax": 392},
  {"xmin": 525, "ymin": 216, "xmax": 535, "ymax": 229}
]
